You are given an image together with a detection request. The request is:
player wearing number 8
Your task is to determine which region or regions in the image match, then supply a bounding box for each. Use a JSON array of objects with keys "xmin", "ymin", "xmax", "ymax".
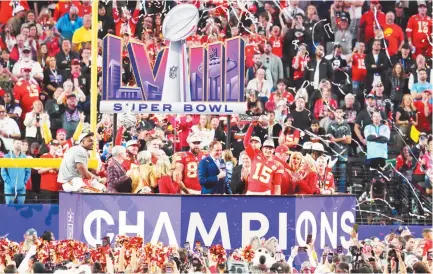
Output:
[
  {"xmin": 173, "ymin": 134, "xmax": 208, "ymax": 194},
  {"xmin": 244, "ymin": 121, "xmax": 283, "ymax": 195}
]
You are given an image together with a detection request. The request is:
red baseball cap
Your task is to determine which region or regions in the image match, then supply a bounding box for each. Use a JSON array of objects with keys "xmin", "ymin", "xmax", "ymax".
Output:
[{"xmin": 275, "ymin": 145, "xmax": 289, "ymax": 154}]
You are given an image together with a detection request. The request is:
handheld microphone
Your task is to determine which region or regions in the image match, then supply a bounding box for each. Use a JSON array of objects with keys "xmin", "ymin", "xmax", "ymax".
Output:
[{"xmin": 219, "ymin": 159, "xmax": 226, "ymax": 171}]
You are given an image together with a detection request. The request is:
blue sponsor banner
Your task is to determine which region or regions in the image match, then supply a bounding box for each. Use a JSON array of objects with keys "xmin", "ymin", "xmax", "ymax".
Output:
[
  {"xmin": 0, "ymin": 204, "xmax": 59, "ymax": 241},
  {"xmin": 59, "ymin": 193, "xmax": 356, "ymax": 252}
]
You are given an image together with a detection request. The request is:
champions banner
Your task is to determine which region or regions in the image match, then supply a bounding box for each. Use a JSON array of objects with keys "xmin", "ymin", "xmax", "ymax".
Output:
[
  {"xmin": 59, "ymin": 193, "xmax": 356, "ymax": 251},
  {"xmin": 100, "ymin": 35, "xmax": 246, "ymax": 114}
]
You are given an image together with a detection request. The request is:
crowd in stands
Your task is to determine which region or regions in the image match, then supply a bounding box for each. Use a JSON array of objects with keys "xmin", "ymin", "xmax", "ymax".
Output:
[
  {"xmin": 0, "ymin": 227, "xmax": 432, "ymax": 274},
  {"xmin": 0, "ymin": 0, "xmax": 431, "ymax": 214}
]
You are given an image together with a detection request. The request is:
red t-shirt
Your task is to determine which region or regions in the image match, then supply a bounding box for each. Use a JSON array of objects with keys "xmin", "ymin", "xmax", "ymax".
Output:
[
  {"xmin": 40, "ymin": 153, "xmax": 62, "ymax": 191},
  {"xmin": 406, "ymin": 14, "xmax": 433, "ymax": 47},
  {"xmin": 268, "ymin": 36, "xmax": 283, "ymax": 58},
  {"xmin": 414, "ymin": 101, "xmax": 432, "ymax": 133},
  {"xmin": 352, "ymin": 53, "xmax": 367, "ymax": 81},
  {"xmin": 244, "ymin": 44, "xmax": 258, "ymax": 68},
  {"xmin": 383, "ymin": 24, "xmax": 404, "ymax": 56},
  {"xmin": 13, "ymin": 79, "xmax": 40, "ymax": 119},
  {"xmin": 360, "ymin": 10, "xmax": 386, "ymax": 42},
  {"xmin": 174, "ymin": 151, "xmax": 208, "ymax": 191}
]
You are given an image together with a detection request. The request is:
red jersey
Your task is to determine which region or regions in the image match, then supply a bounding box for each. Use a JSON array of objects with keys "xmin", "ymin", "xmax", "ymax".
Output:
[
  {"xmin": 314, "ymin": 98, "xmax": 338, "ymax": 120},
  {"xmin": 360, "ymin": 10, "xmax": 385, "ymax": 42},
  {"xmin": 316, "ymin": 169, "xmax": 335, "ymax": 193},
  {"xmin": 280, "ymin": 130, "xmax": 300, "ymax": 149},
  {"xmin": 268, "ymin": 36, "xmax": 283, "ymax": 58},
  {"xmin": 406, "ymin": 14, "xmax": 433, "ymax": 47},
  {"xmin": 383, "ymin": 24, "xmax": 404, "ymax": 56},
  {"xmin": 245, "ymin": 44, "xmax": 258, "ymax": 68},
  {"xmin": 113, "ymin": 8, "xmax": 140, "ymax": 36},
  {"xmin": 40, "ymin": 153, "xmax": 62, "ymax": 191},
  {"xmin": 13, "ymin": 79, "xmax": 40, "ymax": 118},
  {"xmin": 59, "ymin": 138, "xmax": 74, "ymax": 155},
  {"xmin": 80, "ymin": 4, "xmax": 92, "ymax": 17},
  {"xmin": 174, "ymin": 151, "xmax": 208, "ymax": 191},
  {"xmin": 0, "ymin": 1, "xmax": 30, "ymax": 25},
  {"xmin": 270, "ymin": 91, "xmax": 295, "ymax": 104},
  {"xmin": 274, "ymin": 156, "xmax": 294, "ymax": 195},
  {"xmin": 351, "ymin": 53, "xmax": 367, "ymax": 81},
  {"xmin": 245, "ymin": 145, "xmax": 283, "ymax": 193},
  {"xmin": 292, "ymin": 56, "xmax": 308, "ymax": 80}
]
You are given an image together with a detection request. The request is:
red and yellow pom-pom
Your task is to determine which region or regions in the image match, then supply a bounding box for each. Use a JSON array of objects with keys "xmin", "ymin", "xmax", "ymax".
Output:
[
  {"xmin": 241, "ymin": 245, "xmax": 255, "ymax": 263},
  {"xmin": 209, "ymin": 244, "xmax": 227, "ymax": 264}
]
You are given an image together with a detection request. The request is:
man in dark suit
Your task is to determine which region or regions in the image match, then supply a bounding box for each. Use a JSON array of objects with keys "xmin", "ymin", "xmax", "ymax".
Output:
[
  {"xmin": 230, "ymin": 151, "xmax": 251, "ymax": 194},
  {"xmin": 198, "ymin": 141, "xmax": 232, "ymax": 194},
  {"xmin": 304, "ymin": 45, "xmax": 333, "ymax": 94},
  {"xmin": 365, "ymin": 39, "xmax": 389, "ymax": 91}
]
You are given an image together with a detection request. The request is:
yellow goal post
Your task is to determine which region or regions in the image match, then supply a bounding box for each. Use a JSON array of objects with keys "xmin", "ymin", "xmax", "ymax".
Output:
[{"xmin": 0, "ymin": 0, "xmax": 99, "ymax": 169}]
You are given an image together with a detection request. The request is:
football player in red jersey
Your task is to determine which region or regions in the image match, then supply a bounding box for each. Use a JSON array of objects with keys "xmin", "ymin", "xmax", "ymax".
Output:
[
  {"xmin": 316, "ymin": 156, "xmax": 335, "ymax": 195},
  {"xmin": 13, "ymin": 67, "xmax": 40, "ymax": 120},
  {"xmin": 174, "ymin": 134, "xmax": 208, "ymax": 194},
  {"xmin": 349, "ymin": 42, "xmax": 366, "ymax": 93},
  {"xmin": 406, "ymin": 2, "xmax": 433, "ymax": 57},
  {"xmin": 244, "ymin": 121, "xmax": 283, "ymax": 195},
  {"xmin": 274, "ymin": 145, "xmax": 295, "ymax": 195}
]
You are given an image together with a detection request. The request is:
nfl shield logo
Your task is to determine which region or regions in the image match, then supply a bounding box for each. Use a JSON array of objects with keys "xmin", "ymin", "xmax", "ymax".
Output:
[{"xmin": 169, "ymin": 66, "xmax": 178, "ymax": 79}]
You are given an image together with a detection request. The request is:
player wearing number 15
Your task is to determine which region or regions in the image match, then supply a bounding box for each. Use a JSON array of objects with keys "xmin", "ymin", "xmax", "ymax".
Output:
[
  {"xmin": 173, "ymin": 134, "xmax": 208, "ymax": 194},
  {"xmin": 244, "ymin": 121, "xmax": 283, "ymax": 195},
  {"xmin": 406, "ymin": 2, "xmax": 432, "ymax": 58},
  {"xmin": 13, "ymin": 67, "xmax": 40, "ymax": 121}
]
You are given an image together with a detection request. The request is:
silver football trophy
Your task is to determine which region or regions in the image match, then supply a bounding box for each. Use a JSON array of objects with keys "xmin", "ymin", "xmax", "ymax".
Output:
[{"xmin": 161, "ymin": 4, "xmax": 199, "ymax": 103}]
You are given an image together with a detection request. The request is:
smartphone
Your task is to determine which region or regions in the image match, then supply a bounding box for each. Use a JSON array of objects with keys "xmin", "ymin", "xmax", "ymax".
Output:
[
  {"xmin": 166, "ymin": 266, "xmax": 172, "ymax": 273},
  {"xmin": 428, "ymin": 251, "xmax": 433, "ymax": 260},
  {"xmin": 184, "ymin": 242, "xmax": 190, "ymax": 249},
  {"xmin": 84, "ymin": 252, "xmax": 91, "ymax": 260},
  {"xmin": 306, "ymin": 234, "xmax": 312, "ymax": 245},
  {"xmin": 203, "ymin": 246, "xmax": 209, "ymax": 257},
  {"xmin": 353, "ymin": 224, "xmax": 359, "ymax": 233},
  {"xmin": 168, "ymin": 254, "xmax": 173, "ymax": 261},
  {"xmin": 96, "ymin": 244, "xmax": 101, "ymax": 248},
  {"xmin": 327, "ymin": 252, "xmax": 333, "ymax": 264},
  {"xmin": 337, "ymin": 245, "xmax": 343, "ymax": 254}
]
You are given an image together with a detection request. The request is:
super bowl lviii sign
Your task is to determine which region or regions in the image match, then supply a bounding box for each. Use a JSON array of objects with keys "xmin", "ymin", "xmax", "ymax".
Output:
[{"xmin": 100, "ymin": 4, "xmax": 245, "ymax": 114}]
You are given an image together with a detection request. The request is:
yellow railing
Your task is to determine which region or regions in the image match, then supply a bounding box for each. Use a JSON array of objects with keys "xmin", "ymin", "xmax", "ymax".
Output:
[{"xmin": 0, "ymin": 0, "xmax": 100, "ymax": 169}]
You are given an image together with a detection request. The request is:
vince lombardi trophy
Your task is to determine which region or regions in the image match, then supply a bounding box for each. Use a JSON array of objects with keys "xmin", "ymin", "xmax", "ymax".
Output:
[{"xmin": 161, "ymin": 4, "xmax": 199, "ymax": 103}]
